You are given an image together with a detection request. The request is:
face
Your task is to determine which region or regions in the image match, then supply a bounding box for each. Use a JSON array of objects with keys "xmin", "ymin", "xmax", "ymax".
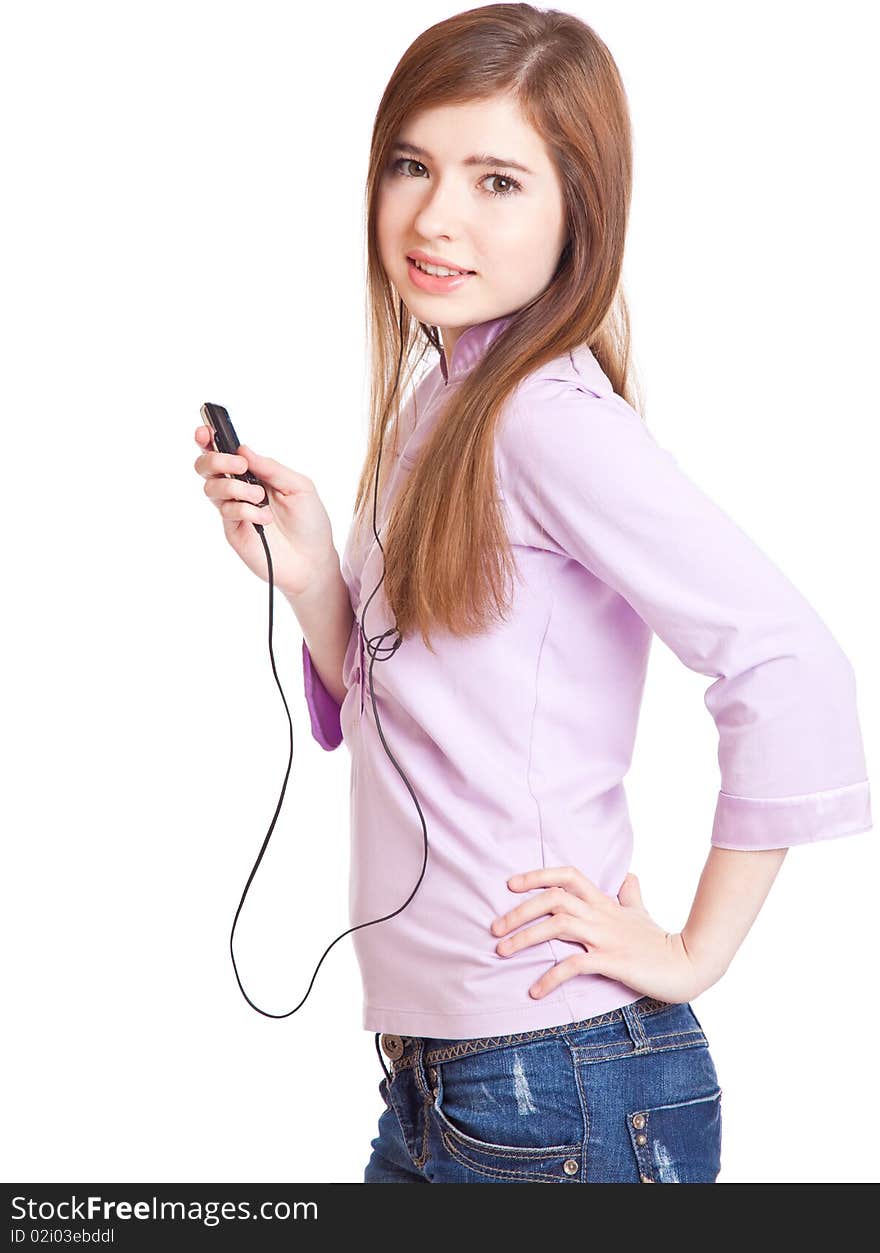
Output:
[{"xmin": 376, "ymin": 94, "xmax": 569, "ymax": 363}]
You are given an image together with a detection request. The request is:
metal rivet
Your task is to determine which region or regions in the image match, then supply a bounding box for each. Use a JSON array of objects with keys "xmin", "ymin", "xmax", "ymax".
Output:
[
  {"xmin": 432, "ymin": 1086, "xmax": 439, "ymax": 1098},
  {"xmin": 381, "ymin": 1034, "xmax": 404, "ymax": 1060},
  {"xmin": 632, "ymin": 1114, "xmax": 646, "ymax": 1129},
  {"xmin": 636, "ymin": 1133, "xmax": 647, "ymax": 1146},
  {"xmin": 640, "ymin": 1173, "xmax": 654, "ymax": 1183},
  {"xmin": 563, "ymin": 1158, "xmax": 579, "ymax": 1175}
]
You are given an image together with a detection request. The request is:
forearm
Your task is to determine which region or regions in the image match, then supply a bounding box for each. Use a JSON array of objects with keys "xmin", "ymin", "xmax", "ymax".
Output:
[
  {"xmin": 284, "ymin": 551, "xmax": 353, "ymax": 708},
  {"xmin": 679, "ymin": 845, "xmax": 789, "ymax": 990}
]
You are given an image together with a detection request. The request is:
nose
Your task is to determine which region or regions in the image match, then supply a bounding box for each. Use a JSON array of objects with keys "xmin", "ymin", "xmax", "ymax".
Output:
[{"xmin": 412, "ymin": 180, "xmax": 470, "ymax": 240}]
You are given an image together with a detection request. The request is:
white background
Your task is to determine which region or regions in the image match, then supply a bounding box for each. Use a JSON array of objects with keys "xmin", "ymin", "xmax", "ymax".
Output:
[{"xmin": 2, "ymin": 0, "xmax": 877, "ymax": 1185}]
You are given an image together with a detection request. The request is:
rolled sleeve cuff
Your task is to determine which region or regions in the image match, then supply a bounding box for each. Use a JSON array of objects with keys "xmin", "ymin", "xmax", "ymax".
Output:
[
  {"xmin": 710, "ymin": 779, "xmax": 873, "ymax": 851},
  {"xmin": 301, "ymin": 639, "xmax": 343, "ymax": 751}
]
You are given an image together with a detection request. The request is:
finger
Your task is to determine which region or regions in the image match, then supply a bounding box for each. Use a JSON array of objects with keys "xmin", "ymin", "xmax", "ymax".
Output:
[
  {"xmin": 217, "ymin": 498, "xmax": 274, "ymax": 525},
  {"xmin": 617, "ymin": 873, "xmax": 644, "ymax": 909},
  {"xmin": 205, "ymin": 476, "xmax": 271, "ymax": 507},
  {"xmin": 508, "ymin": 865, "xmax": 605, "ymax": 907},
  {"xmin": 491, "ymin": 886, "xmax": 589, "ymax": 936},
  {"xmin": 237, "ymin": 446, "xmax": 312, "ymax": 496},
  {"xmin": 194, "ymin": 426, "xmax": 218, "ymax": 456},
  {"xmin": 495, "ymin": 915, "xmax": 592, "ymax": 956},
  {"xmin": 194, "ymin": 451, "xmax": 249, "ymax": 478},
  {"xmin": 529, "ymin": 952, "xmax": 600, "ymax": 999}
]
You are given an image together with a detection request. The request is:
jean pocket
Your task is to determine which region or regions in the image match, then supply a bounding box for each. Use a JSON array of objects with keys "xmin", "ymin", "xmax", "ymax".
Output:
[
  {"xmin": 626, "ymin": 1087, "xmax": 723, "ymax": 1183},
  {"xmin": 431, "ymin": 1042, "xmax": 586, "ymax": 1183}
]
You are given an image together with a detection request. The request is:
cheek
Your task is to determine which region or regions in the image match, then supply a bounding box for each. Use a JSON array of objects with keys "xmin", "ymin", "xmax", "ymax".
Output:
[
  {"xmin": 376, "ymin": 195, "xmax": 408, "ymax": 250},
  {"xmin": 493, "ymin": 218, "xmax": 560, "ymax": 285}
]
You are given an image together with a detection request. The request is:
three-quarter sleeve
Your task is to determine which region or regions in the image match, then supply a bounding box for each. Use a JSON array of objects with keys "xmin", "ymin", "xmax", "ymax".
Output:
[
  {"xmin": 499, "ymin": 381, "xmax": 872, "ymax": 851},
  {"xmin": 301, "ymin": 638, "xmax": 343, "ymax": 750}
]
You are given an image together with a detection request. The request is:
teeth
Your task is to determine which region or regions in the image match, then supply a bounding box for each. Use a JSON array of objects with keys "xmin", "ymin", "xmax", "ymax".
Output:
[{"xmin": 412, "ymin": 258, "xmax": 469, "ymax": 277}]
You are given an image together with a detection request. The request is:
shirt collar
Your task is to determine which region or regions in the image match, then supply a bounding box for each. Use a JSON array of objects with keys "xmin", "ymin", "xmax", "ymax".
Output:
[
  {"xmin": 434, "ymin": 313, "xmax": 614, "ymax": 398},
  {"xmin": 438, "ymin": 314, "xmax": 516, "ymax": 384}
]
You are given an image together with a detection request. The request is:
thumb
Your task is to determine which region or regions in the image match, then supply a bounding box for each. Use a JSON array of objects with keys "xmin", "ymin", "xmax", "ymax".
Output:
[
  {"xmin": 238, "ymin": 446, "xmax": 312, "ymax": 495},
  {"xmin": 617, "ymin": 872, "xmax": 644, "ymax": 909}
]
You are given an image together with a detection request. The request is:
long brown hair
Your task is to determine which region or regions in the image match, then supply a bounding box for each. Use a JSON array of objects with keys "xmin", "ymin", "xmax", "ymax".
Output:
[{"xmin": 357, "ymin": 3, "xmax": 643, "ymax": 652}]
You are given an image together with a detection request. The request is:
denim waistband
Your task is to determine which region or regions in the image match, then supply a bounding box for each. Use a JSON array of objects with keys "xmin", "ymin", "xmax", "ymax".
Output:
[{"xmin": 376, "ymin": 994, "xmax": 672, "ymax": 1074}]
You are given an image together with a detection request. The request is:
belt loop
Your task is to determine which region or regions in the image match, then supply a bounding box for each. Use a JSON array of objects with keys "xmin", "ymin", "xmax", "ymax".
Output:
[
  {"xmin": 411, "ymin": 1038, "xmax": 433, "ymax": 1101},
  {"xmin": 621, "ymin": 998, "xmax": 650, "ymax": 1052}
]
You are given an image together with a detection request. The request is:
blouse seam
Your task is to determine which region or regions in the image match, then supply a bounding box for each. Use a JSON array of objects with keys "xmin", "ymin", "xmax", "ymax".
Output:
[
  {"xmin": 718, "ymin": 779, "xmax": 869, "ymax": 804},
  {"xmin": 363, "ymin": 986, "xmax": 620, "ymax": 1016},
  {"xmin": 525, "ymin": 558, "xmax": 577, "ymax": 1021},
  {"xmin": 711, "ymin": 820, "xmax": 872, "ymax": 851}
]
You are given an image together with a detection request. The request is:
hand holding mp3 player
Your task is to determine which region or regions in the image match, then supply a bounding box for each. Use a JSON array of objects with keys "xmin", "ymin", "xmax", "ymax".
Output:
[
  {"xmin": 194, "ymin": 402, "xmax": 338, "ymax": 599},
  {"xmin": 200, "ymin": 401, "xmax": 269, "ymax": 501}
]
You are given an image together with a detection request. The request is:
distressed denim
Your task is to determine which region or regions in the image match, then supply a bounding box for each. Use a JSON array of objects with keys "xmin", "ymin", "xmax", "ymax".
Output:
[{"xmin": 364, "ymin": 995, "xmax": 722, "ymax": 1183}]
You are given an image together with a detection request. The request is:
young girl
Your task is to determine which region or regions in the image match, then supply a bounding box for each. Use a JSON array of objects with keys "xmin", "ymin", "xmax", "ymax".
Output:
[{"xmin": 193, "ymin": 5, "xmax": 871, "ymax": 1183}]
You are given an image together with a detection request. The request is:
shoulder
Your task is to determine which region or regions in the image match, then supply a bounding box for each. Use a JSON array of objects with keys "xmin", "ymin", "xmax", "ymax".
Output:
[
  {"xmin": 523, "ymin": 341, "xmax": 616, "ymax": 399},
  {"xmin": 497, "ymin": 344, "xmax": 654, "ymax": 479}
]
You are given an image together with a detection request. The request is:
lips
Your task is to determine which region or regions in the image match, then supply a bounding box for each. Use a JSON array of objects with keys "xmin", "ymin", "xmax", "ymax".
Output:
[
  {"xmin": 405, "ymin": 257, "xmax": 476, "ymax": 293},
  {"xmin": 407, "ymin": 250, "xmax": 476, "ymax": 274}
]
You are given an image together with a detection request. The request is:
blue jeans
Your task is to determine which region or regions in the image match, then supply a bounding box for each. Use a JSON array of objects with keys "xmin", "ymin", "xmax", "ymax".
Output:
[{"xmin": 364, "ymin": 995, "xmax": 722, "ymax": 1183}]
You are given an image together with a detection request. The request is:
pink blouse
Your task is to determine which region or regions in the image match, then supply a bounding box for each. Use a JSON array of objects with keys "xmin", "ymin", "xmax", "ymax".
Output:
[{"xmin": 302, "ymin": 313, "xmax": 872, "ymax": 1038}]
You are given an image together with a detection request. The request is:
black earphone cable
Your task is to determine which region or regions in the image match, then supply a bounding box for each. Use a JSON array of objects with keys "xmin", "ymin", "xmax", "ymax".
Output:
[{"xmin": 228, "ymin": 297, "xmax": 431, "ymax": 1022}]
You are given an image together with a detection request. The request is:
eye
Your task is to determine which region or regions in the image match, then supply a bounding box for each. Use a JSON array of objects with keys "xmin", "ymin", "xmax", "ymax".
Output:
[
  {"xmin": 480, "ymin": 173, "xmax": 522, "ymax": 199},
  {"xmin": 390, "ymin": 157, "xmax": 429, "ymax": 179},
  {"xmin": 388, "ymin": 156, "xmax": 523, "ymax": 198}
]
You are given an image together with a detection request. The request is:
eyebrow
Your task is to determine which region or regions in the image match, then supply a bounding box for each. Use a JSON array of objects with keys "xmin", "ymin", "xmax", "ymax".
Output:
[{"xmin": 391, "ymin": 140, "xmax": 535, "ymax": 176}]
